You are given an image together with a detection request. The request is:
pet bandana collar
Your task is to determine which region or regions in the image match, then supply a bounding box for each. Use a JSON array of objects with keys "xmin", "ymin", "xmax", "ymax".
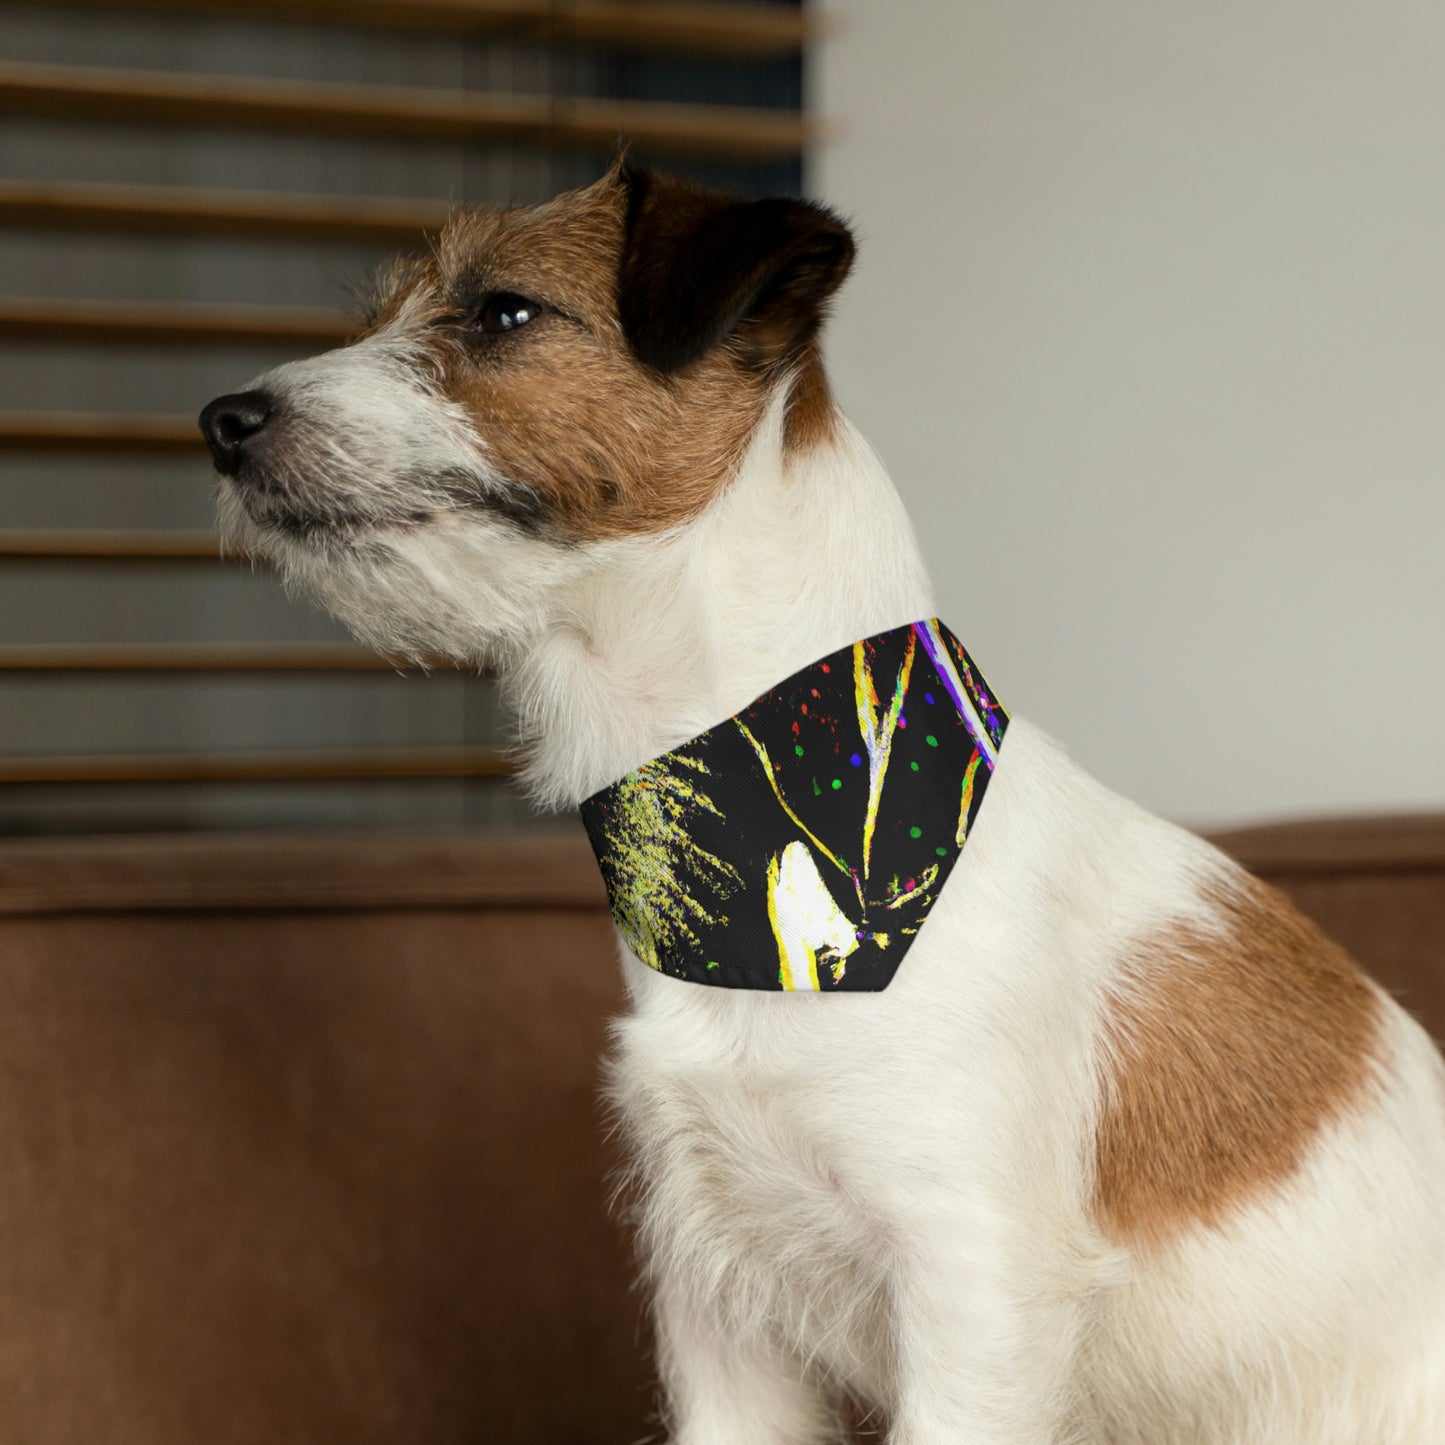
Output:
[{"xmin": 580, "ymin": 620, "xmax": 1008, "ymax": 992}]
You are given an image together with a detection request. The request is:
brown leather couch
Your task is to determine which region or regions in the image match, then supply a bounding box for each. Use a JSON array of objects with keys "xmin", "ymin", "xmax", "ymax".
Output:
[{"xmin": 0, "ymin": 818, "xmax": 1439, "ymax": 1443}]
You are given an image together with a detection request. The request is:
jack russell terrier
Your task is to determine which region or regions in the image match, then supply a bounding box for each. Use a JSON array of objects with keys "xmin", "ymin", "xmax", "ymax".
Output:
[{"xmin": 200, "ymin": 164, "xmax": 1445, "ymax": 1444}]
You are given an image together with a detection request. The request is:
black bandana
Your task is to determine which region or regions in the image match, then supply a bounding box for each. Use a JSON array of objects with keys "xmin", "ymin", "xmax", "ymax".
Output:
[{"xmin": 580, "ymin": 620, "xmax": 1007, "ymax": 991}]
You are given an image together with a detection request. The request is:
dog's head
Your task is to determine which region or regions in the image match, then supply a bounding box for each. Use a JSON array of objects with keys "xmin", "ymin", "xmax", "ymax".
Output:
[{"xmin": 199, "ymin": 166, "xmax": 854, "ymax": 662}]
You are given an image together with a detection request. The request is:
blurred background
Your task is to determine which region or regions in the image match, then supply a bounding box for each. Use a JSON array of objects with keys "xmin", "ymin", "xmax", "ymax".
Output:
[
  {"xmin": 0, "ymin": 4, "xmax": 1441, "ymax": 1442},
  {"xmin": 817, "ymin": 0, "xmax": 1445, "ymax": 828},
  {"xmin": 2, "ymin": 0, "xmax": 1441, "ymax": 838}
]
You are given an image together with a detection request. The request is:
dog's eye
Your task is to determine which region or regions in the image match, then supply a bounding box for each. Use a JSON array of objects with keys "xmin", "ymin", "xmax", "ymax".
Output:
[{"xmin": 473, "ymin": 292, "xmax": 542, "ymax": 335}]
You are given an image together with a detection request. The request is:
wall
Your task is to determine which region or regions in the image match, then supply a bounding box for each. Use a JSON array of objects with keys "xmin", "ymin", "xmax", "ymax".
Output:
[{"xmin": 813, "ymin": 1, "xmax": 1445, "ymax": 827}]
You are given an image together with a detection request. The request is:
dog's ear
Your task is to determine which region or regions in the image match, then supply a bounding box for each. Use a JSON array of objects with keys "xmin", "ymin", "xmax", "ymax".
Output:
[{"xmin": 618, "ymin": 167, "xmax": 855, "ymax": 375}]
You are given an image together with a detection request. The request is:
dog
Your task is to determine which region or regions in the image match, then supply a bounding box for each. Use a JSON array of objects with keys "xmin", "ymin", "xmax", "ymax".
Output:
[{"xmin": 200, "ymin": 164, "xmax": 1445, "ymax": 1443}]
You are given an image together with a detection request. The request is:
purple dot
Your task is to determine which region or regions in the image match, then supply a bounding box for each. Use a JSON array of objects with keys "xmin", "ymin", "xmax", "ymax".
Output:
[
  {"xmin": 850, "ymin": 753, "xmax": 862, "ymax": 767},
  {"xmin": 898, "ymin": 716, "xmax": 907, "ymax": 728}
]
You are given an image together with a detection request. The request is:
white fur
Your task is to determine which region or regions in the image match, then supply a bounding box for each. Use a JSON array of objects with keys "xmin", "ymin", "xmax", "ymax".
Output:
[{"xmin": 221, "ymin": 351, "xmax": 1445, "ymax": 1442}]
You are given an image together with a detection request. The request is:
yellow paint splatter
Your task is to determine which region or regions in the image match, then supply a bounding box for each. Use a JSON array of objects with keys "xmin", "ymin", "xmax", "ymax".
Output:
[
  {"xmin": 599, "ymin": 752, "xmax": 741, "ymax": 972},
  {"xmin": 884, "ymin": 864, "xmax": 939, "ymax": 910},
  {"xmin": 853, "ymin": 632, "xmax": 916, "ymax": 879},
  {"xmin": 766, "ymin": 852, "xmax": 813, "ymax": 989},
  {"xmin": 736, "ymin": 720, "xmax": 848, "ymax": 878},
  {"xmin": 957, "ymin": 751, "xmax": 982, "ymax": 846},
  {"xmin": 766, "ymin": 840, "xmax": 856, "ymax": 991}
]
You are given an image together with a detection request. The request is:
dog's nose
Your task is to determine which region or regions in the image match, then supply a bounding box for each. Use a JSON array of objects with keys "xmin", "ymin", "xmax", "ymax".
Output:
[{"xmin": 199, "ymin": 390, "xmax": 273, "ymax": 475}]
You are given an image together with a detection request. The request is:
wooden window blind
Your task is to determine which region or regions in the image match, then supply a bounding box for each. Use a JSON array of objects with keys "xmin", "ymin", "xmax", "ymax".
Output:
[{"xmin": 0, "ymin": 0, "xmax": 814, "ymax": 835}]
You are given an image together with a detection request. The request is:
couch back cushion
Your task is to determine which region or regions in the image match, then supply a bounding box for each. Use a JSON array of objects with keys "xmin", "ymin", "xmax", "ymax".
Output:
[
  {"xmin": 0, "ymin": 819, "xmax": 1439, "ymax": 1443},
  {"xmin": 0, "ymin": 832, "xmax": 647, "ymax": 1445}
]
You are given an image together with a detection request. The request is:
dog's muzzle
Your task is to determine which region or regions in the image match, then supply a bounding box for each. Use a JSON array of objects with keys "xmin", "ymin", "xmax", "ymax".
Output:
[{"xmin": 199, "ymin": 390, "xmax": 274, "ymax": 476}]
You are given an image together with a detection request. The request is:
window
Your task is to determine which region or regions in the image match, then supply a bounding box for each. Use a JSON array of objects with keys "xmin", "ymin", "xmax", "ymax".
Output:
[{"xmin": 0, "ymin": 0, "xmax": 810, "ymax": 834}]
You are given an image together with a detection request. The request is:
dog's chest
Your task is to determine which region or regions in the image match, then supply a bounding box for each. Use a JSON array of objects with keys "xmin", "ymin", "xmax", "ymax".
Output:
[{"xmin": 611, "ymin": 993, "xmax": 895, "ymax": 1384}]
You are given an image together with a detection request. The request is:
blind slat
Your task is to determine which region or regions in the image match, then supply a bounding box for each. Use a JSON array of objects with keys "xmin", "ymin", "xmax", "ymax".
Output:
[
  {"xmin": 0, "ymin": 412, "xmax": 201, "ymax": 452},
  {"xmin": 0, "ymin": 298, "xmax": 353, "ymax": 348},
  {"xmin": 20, "ymin": 0, "xmax": 815, "ymax": 58},
  {"xmin": 0, "ymin": 61, "xmax": 817, "ymax": 161},
  {"xmin": 0, "ymin": 530, "xmax": 227, "ymax": 561},
  {"xmin": 0, "ymin": 746, "xmax": 513, "ymax": 784},
  {"xmin": 0, "ymin": 180, "xmax": 448, "ymax": 245},
  {"xmin": 0, "ymin": 644, "xmax": 418, "ymax": 672}
]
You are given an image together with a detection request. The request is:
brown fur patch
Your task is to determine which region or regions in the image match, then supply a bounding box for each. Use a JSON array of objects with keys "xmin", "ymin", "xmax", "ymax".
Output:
[
  {"xmin": 394, "ymin": 176, "xmax": 768, "ymax": 540},
  {"xmin": 364, "ymin": 171, "xmax": 844, "ymax": 540},
  {"xmin": 1094, "ymin": 873, "xmax": 1382, "ymax": 1247},
  {"xmin": 783, "ymin": 341, "xmax": 840, "ymax": 453}
]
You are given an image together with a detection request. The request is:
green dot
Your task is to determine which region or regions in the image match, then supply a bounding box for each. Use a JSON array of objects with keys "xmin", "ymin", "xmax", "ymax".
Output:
[
  {"xmin": 831, "ymin": 778, "xmax": 843, "ymax": 790},
  {"xmin": 794, "ymin": 744, "xmax": 805, "ymax": 756},
  {"xmin": 925, "ymin": 734, "xmax": 939, "ymax": 747},
  {"xmin": 910, "ymin": 760, "xmax": 920, "ymax": 771},
  {"xmin": 936, "ymin": 847, "xmax": 948, "ymax": 857},
  {"xmin": 909, "ymin": 826, "xmax": 922, "ymax": 839}
]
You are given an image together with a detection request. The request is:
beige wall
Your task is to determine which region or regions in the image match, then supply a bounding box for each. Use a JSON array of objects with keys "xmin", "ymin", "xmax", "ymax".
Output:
[{"xmin": 813, "ymin": 1, "xmax": 1445, "ymax": 827}]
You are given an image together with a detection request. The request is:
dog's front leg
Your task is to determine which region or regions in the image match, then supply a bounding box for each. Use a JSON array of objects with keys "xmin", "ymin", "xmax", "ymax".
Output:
[
  {"xmin": 884, "ymin": 1211, "xmax": 1086, "ymax": 1445},
  {"xmin": 654, "ymin": 1274, "xmax": 842, "ymax": 1445}
]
